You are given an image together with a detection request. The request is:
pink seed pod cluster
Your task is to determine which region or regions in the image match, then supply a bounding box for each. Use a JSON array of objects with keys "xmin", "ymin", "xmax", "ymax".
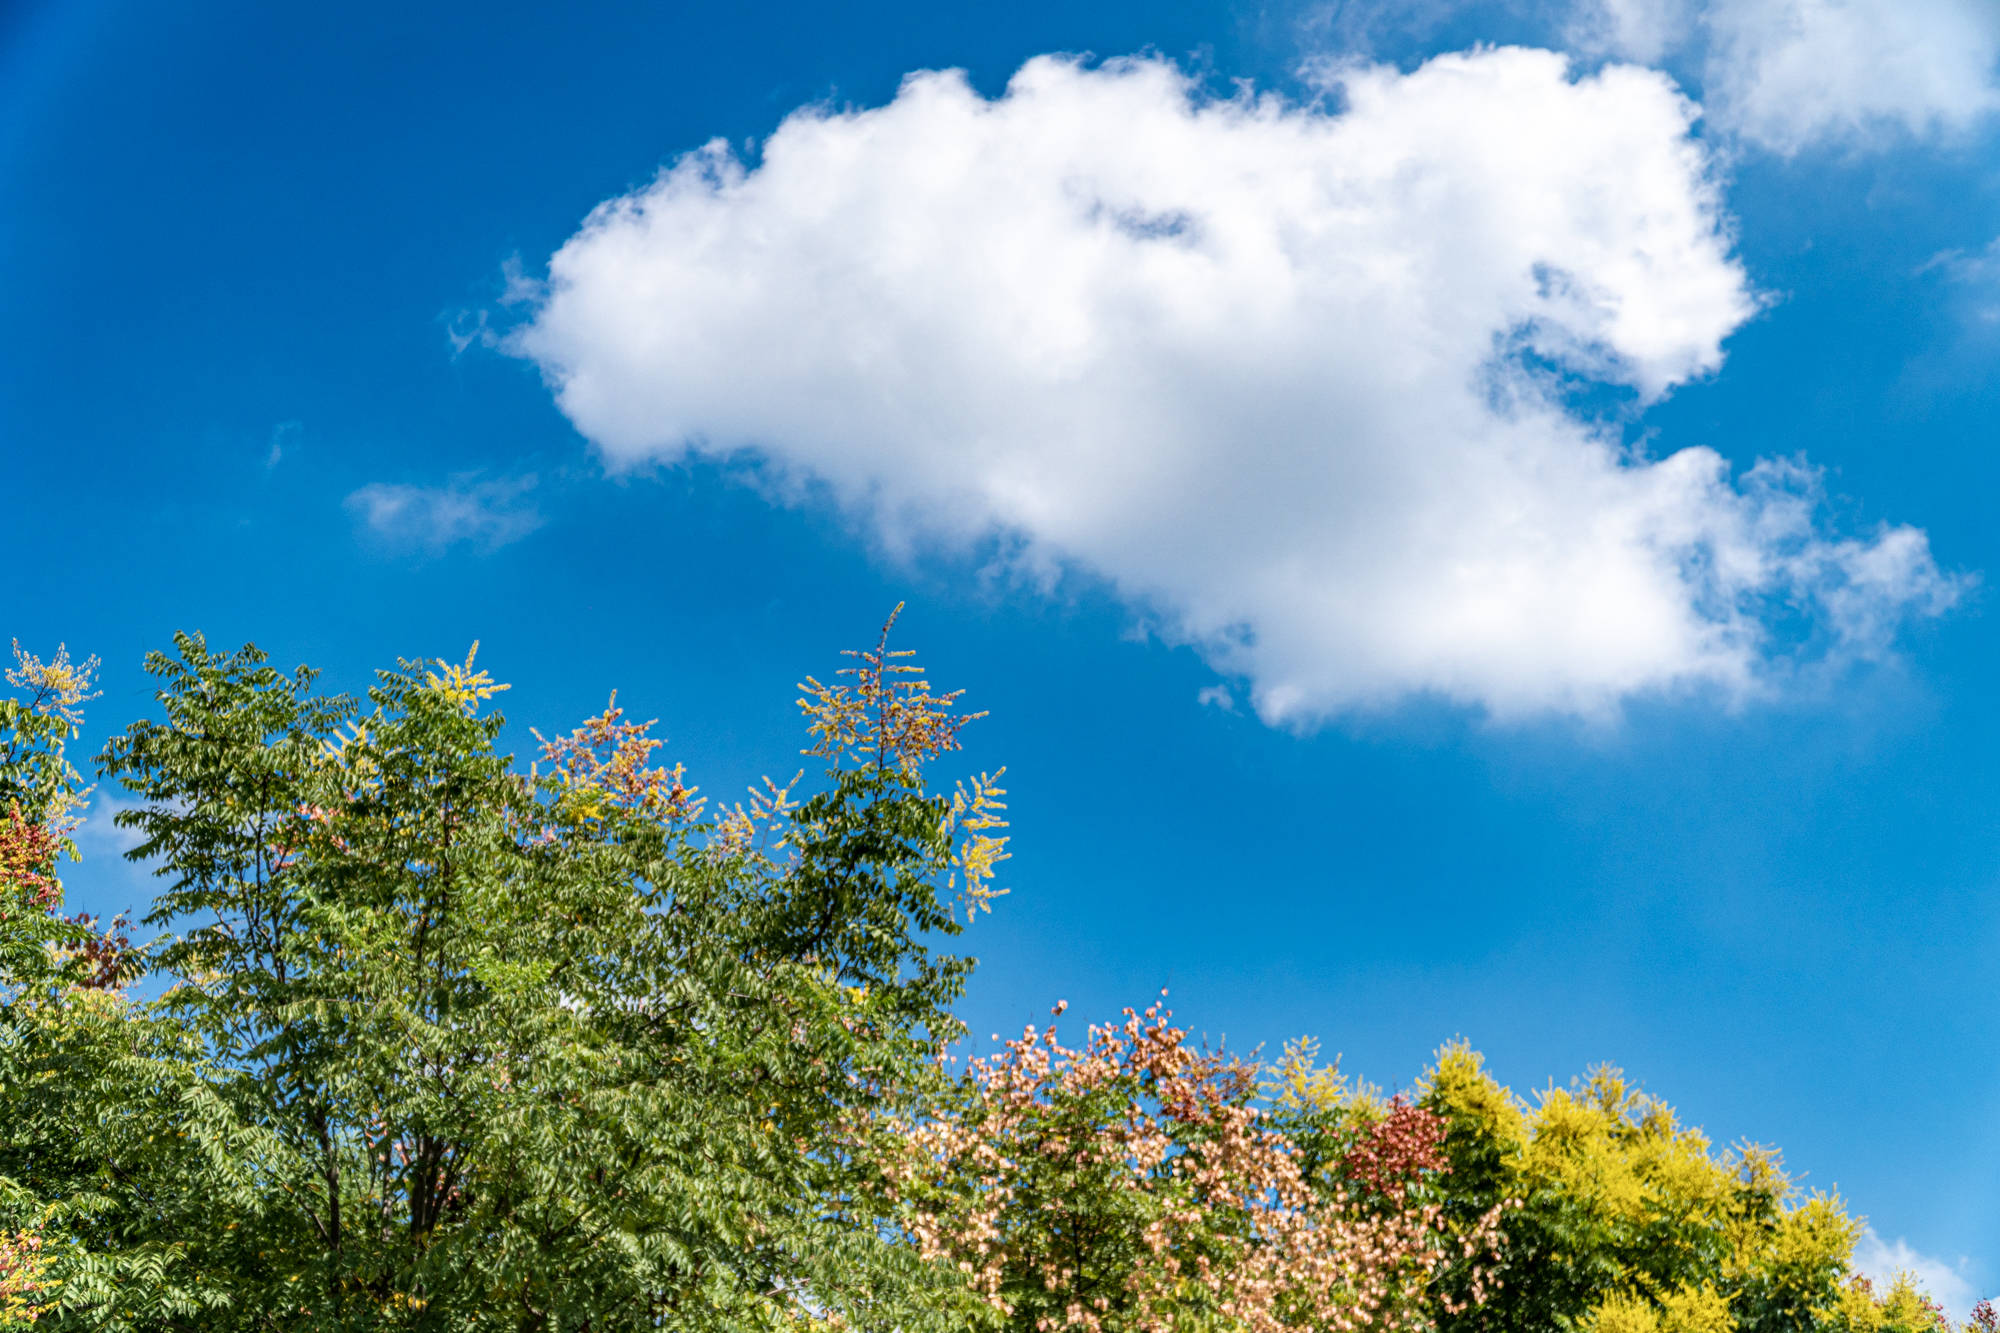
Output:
[{"xmin": 877, "ymin": 996, "xmax": 1508, "ymax": 1332}]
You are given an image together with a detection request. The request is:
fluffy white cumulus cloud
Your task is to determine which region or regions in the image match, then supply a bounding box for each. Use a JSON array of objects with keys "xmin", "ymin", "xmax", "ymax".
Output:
[
  {"xmin": 1575, "ymin": 0, "xmax": 2000, "ymax": 152},
  {"xmin": 513, "ymin": 50, "xmax": 1956, "ymax": 724}
]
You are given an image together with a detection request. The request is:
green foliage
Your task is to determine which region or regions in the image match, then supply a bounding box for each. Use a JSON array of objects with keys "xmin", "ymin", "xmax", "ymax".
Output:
[{"xmin": 22, "ymin": 622, "xmax": 998, "ymax": 1329}]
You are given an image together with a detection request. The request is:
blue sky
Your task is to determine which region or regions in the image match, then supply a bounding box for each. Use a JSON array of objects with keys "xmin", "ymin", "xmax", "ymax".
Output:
[{"xmin": 3, "ymin": 0, "xmax": 1997, "ymax": 1301}]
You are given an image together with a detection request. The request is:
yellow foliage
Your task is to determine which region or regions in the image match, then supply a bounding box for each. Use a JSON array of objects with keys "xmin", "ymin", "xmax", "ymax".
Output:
[
  {"xmin": 1419, "ymin": 1041, "xmax": 1864, "ymax": 1332},
  {"xmin": 5, "ymin": 641, "xmax": 99, "ymax": 726},
  {"xmin": 1829, "ymin": 1273, "xmax": 1952, "ymax": 1333},
  {"xmin": 1422, "ymin": 1042, "xmax": 1528, "ymax": 1153},
  {"xmin": 424, "ymin": 641, "xmax": 509, "ymax": 710},
  {"xmin": 1523, "ymin": 1069, "xmax": 1734, "ymax": 1226},
  {"xmin": 1592, "ymin": 1285, "xmax": 1735, "ymax": 1333},
  {"xmin": 1267, "ymin": 1036, "xmax": 1354, "ymax": 1113},
  {"xmin": 797, "ymin": 603, "xmax": 985, "ymax": 773},
  {"xmin": 946, "ymin": 770, "xmax": 1010, "ymax": 922}
]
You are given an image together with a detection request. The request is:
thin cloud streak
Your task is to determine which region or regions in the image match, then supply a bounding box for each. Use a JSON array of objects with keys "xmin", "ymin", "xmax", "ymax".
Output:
[{"xmin": 346, "ymin": 473, "xmax": 544, "ymax": 554}]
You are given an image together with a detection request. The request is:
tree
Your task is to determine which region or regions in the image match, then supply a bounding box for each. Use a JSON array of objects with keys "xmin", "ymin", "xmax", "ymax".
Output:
[
  {"xmin": 876, "ymin": 999, "xmax": 1505, "ymax": 1332},
  {"xmin": 0, "ymin": 620, "xmax": 1973, "ymax": 1332},
  {"xmin": 0, "ymin": 644, "xmax": 147, "ymax": 1329},
  {"xmin": 41, "ymin": 611, "xmax": 1005, "ymax": 1329},
  {"xmin": 1823, "ymin": 1274, "xmax": 1957, "ymax": 1333},
  {"xmin": 0, "ymin": 643, "xmax": 105, "ymax": 978},
  {"xmin": 1419, "ymin": 1045, "xmax": 1861, "ymax": 1333}
]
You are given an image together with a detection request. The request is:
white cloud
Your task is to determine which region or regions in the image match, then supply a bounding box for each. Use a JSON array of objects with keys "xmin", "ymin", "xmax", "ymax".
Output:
[
  {"xmin": 1853, "ymin": 1229, "xmax": 1981, "ymax": 1321},
  {"xmin": 267, "ymin": 420, "xmax": 300, "ymax": 469},
  {"xmin": 1707, "ymin": 0, "xmax": 2000, "ymax": 152},
  {"xmin": 345, "ymin": 473, "xmax": 543, "ymax": 554},
  {"xmin": 70, "ymin": 791, "xmax": 164, "ymax": 897},
  {"xmin": 1197, "ymin": 684, "xmax": 1238, "ymax": 712},
  {"xmin": 1567, "ymin": 0, "xmax": 1698, "ymax": 64},
  {"xmin": 75, "ymin": 792, "xmax": 148, "ymax": 862},
  {"xmin": 512, "ymin": 50, "xmax": 1957, "ymax": 725},
  {"xmin": 1927, "ymin": 236, "xmax": 2000, "ymax": 328},
  {"xmin": 1573, "ymin": 0, "xmax": 2000, "ymax": 153}
]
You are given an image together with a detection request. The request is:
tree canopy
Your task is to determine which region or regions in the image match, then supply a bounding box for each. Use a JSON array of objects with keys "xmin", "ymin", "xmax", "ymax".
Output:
[{"xmin": 0, "ymin": 623, "xmax": 1974, "ymax": 1332}]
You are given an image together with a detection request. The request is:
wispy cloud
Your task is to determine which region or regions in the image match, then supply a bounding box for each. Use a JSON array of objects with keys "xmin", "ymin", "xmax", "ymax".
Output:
[
  {"xmin": 446, "ymin": 256, "xmax": 545, "ymax": 358},
  {"xmin": 75, "ymin": 791, "xmax": 149, "ymax": 862},
  {"xmin": 1925, "ymin": 237, "xmax": 2000, "ymax": 328},
  {"xmin": 444, "ymin": 309, "xmax": 497, "ymax": 359},
  {"xmin": 1571, "ymin": 0, "xmax": 2000, "ymax": 154},
  {"xmin": 345, "ymin": 473, "xmax": 544, "ymax": 554},
  {"xmin": 71, "ymin": 790, "xmax": 162, "ymax": 900},
  {"xmin": 267, "ymin": 419, "xmax": 301, "ymax": 469},
  {"xmin": 1566, "ymin": 0, "xmax": 1698, "ymax": 64}
]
